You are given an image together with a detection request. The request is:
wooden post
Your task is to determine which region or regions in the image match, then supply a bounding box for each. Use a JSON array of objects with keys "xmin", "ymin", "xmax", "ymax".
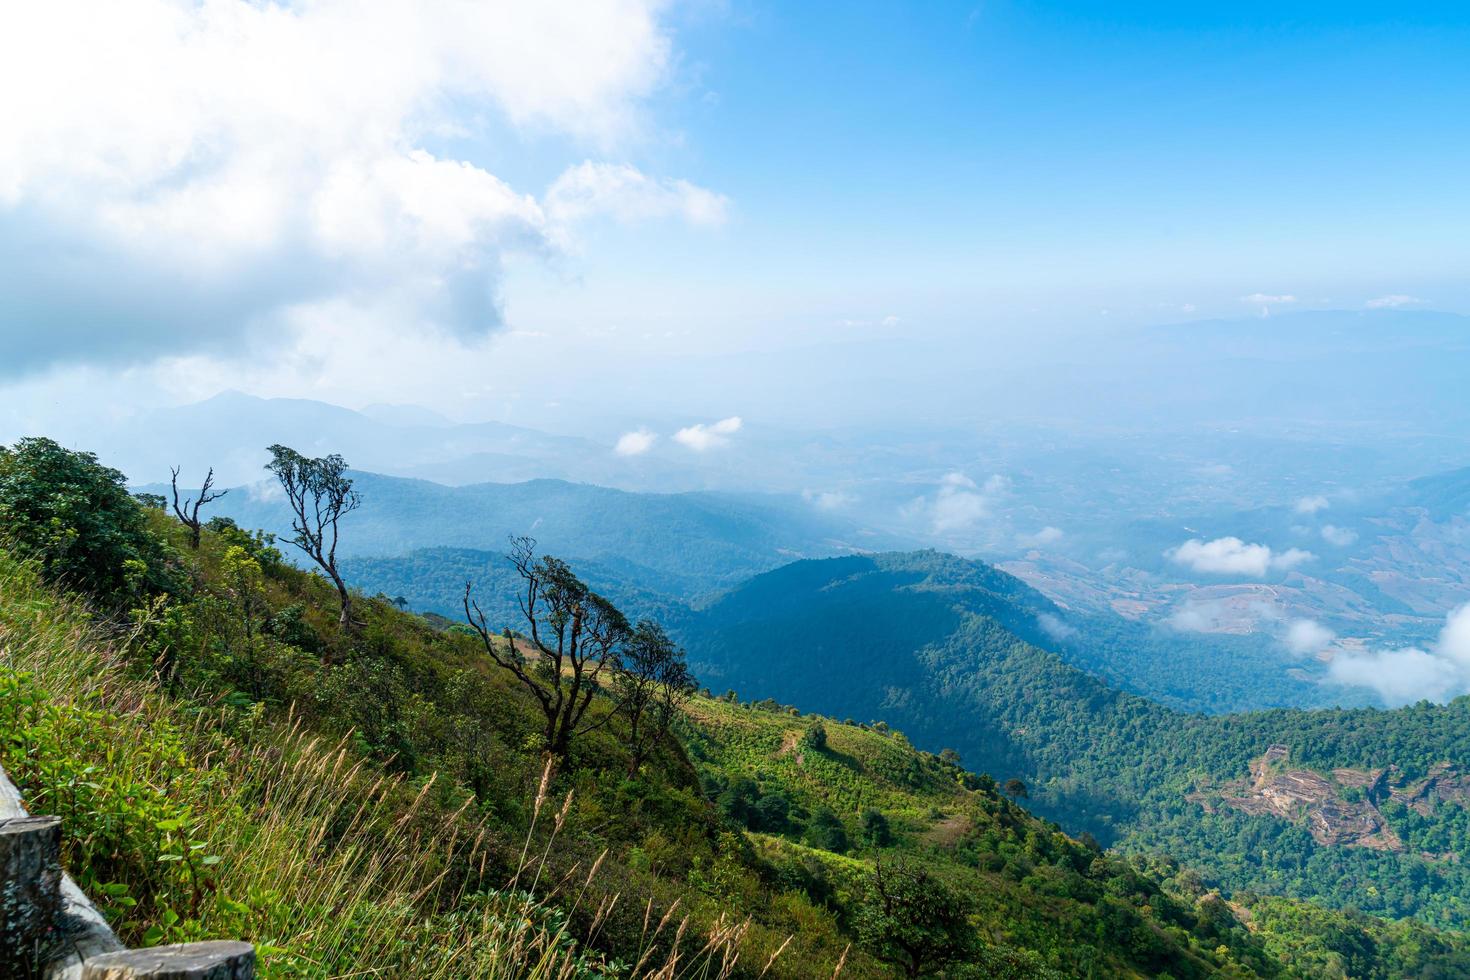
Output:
[
  {"xmin": 80, "ymin": 942, "xmax": 255, "ymax": 980},
  {"xmin": 1, "ymin": 815, "xmax": 63, "ymax": 975}
]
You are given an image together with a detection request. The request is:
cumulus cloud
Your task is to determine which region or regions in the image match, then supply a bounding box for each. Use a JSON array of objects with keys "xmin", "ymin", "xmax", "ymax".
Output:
[
  {"xmin": 546, "ymin": 162, "xmax": 729, "ymax": 228},
  {"xmin": 1166, "ymin": 536, "xmax": 1314, "ymax": 577},
  {"xmin": 1327, "ymin": 604, "xmax": 1470, "ymax": 706},
  {"xmin": 904, "ymin": 472, "xmax": 1009, "ymax": 535},
  {"xmin": 1320, "ymin": 524, "xmax": 1358, "ymax": 547},
  {"xmin": 1294, "ymin": 495, "xmax": 1330, "ymax": 515},
  {"xmin": 1366, "ymin": 294, "xmax": 1423, "ymax": 309},
  {"xmin": 1285, "ymin": 618, "xmax": 1336, "ymax": 656},
  {"xmin": 614, "ymin": 428, "xmax": 657, "ymax": 456},
  {"xmin": 673, "ymin": 416, "xmax": 742, "ymax": 451},
  {"xmin": 0, "ymin": 0, "xmax": 718, "ymax": 377},
  {"xmin": 1021, "ymin": 526, "xmax": 1064, "ymax": 547}
]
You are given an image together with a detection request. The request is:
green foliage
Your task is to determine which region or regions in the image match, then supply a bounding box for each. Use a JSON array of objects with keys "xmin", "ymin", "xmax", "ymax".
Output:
[
  {"xmin": 681, "ymin": 696, "xmax": 1290, "ymax": 977},
  {"xmin": 0, "ymin": 437, "xmax": 175, "ymax": 603},
  {"xmin": 860, "ymin": 809, "xmax": 893, "ymax": 848},
  {"xmin": 683, "ymin": 550, "xmax": 1470, "ymax": 935},
  {"xmin": 799, "ymin": 722, "xmax": 827, "ymax": 752},
  {"xmin": 855, "ymin": 862, "xmax": 976, "ymax": 977},
  {"xmin": 803, "ymin": 806, "xmax": 849, "ymax": 854},
  {"xmin": 0, "ymin": 669, "xmax": 230, "ymax": 939}
]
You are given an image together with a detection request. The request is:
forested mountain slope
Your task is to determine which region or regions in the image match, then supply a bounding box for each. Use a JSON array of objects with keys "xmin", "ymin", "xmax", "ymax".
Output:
[
  {"xmin": 683, "ymin": 552, "xmax": 1470, "ymax": 930},
  {"xmin": 9, "ymin": 436, "xmax": 1405, "ymax": 977}
]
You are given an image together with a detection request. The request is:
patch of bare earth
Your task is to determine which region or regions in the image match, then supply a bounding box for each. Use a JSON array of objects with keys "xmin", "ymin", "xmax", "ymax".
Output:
[
  {"xmin": 1196, "ymin": 745, "xmax": 1405, "ymax": 851},
  {"xmin": 923, "ymin": 813, "xmax": 970, "ymax": 847}
]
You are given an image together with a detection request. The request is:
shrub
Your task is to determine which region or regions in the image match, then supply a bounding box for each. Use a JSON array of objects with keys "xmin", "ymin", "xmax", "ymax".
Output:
[{"xmin": 0, "ymin": 437, "xmax": 174, "ymax": 603}]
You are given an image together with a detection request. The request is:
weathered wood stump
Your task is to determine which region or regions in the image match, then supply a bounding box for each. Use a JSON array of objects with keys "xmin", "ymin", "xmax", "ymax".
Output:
[
  {"xmin": 80, "ymin": 942, "xmax": 255, "ymax": 980},
  {"xmin": 1, "ymin": 815, "xmax": 63, "ymax": 974}
]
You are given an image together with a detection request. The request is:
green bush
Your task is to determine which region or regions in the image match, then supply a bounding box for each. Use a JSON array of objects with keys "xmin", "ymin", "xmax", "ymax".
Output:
[{"xmin": 0, "ymin": 437, "xmax": 175, "ymax": 603}]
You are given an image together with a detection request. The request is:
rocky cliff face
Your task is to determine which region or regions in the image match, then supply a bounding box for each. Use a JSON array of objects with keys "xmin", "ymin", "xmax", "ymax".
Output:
[
  {"xmin": 1192, "ymin": 746, "xmax": 1412, "ymax": 851},
  {"xmin": 1390, "ymin": 762, "xmax": 1470, "ymax": 816}
]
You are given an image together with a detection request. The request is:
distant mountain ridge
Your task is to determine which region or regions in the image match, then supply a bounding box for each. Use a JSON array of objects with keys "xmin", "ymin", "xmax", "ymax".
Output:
[{"xmin": 190, "ymin": 469, "xmax": 899, "ymax": 596}]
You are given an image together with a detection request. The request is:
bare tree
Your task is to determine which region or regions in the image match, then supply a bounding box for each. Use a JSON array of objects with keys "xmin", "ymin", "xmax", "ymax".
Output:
[
  {"xmin": 617, "ymin": 619, "xmax": 696, "ymax": 775},
  {"xmin": 170, "ymin": 466, "xmax": 228, "ymax": 549},
  {"xmin": 463, "ymin": 536, "xmax": 630, "ymax": 759},
  {"xmin": 265, "ymin": 444, "xmax": 361, "ymax": 633}
]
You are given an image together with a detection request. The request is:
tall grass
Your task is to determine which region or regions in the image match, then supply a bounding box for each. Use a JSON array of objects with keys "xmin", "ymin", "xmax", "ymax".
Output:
[{"xmin": 0, "ymin": 554, "xmax": 783, "ymax": 979}]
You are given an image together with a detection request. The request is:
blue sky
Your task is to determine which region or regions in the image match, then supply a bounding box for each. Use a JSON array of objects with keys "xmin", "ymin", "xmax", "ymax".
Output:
[
  {"xmin": 604, "ymin": 1, "xmax": 1470, "ymax": 323},
  {"xmin": 2, "ymin": 1, "xmax": 1468, "ymax": 429}
]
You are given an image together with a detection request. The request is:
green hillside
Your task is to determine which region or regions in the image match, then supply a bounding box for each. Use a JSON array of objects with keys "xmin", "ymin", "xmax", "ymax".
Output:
[
  {"xmin": 8, "ymin": 440, "xmax": 1470, "ymax": 975},
  {"xmin": 3, "ymin": 436, "xmax": 1349, "ymax": 978},
  {"xmin": 682, "ymin": 552, "xmax": 1470, "ymax": 936}
]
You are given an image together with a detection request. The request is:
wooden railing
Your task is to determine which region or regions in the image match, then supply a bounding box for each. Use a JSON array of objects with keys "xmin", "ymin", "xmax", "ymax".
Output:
[{"xmin": 1, "ymin": 763, "xmax": 255, "ymax": 979}]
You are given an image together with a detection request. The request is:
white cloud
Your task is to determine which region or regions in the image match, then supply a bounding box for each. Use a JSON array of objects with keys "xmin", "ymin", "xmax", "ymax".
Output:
[
  {"xmin": 838, "ymin": 314, "xmax": 904, "ymax": 329},
  {"xmin": 245, "ymin": 478, "xmax": 284, "ymax": 503},
  {"xmin": 673, "ymin": 416, "xmax": 743, "ymax": 451},
  {"xmin": 803, "ymin": 489, "xmax": 855, "ymax": 511},
  {"xmin": 1285, "ymin": 618, "xmax": 1336, "ymax": 656},
  {"xmin": 1320, "ymin": 524, "xmax": 1358, "ymax": 547},
  {"xmin": 1167, "ymin": 597, "xmax": 1283, "ymax": 634},
  {"xmin": 1327, "ymin": 604, "xmax": 1470, "ymax": 706},
  {"xmin": 546, "ymin": 162, "xmax": 729, "ymax": 228},
  {"xmin": 1022, "ymin": 526, "xmax": 1064, "ymax": 547},
  {"xmin": 1366, "ymin": 294, "xmax": 1423, "ymax": 309},
  {"xmin": 0, "ymin": 0, "xmax": 719, "ymax": 377},
  {"xmin": 904, "ymin": 472, "xmax": 1009, "ymax": 535},
  {"xmin": 931, "ymin": 484, "xmax": 989, "ymax": 532},
  {"xmin": 1294, "ymin": 495, "xmax": 1330, "ymax": 515},
  {"xmin": 614, "ymin": 428, "xmax": 657, "ymax": 456},
  {"xmin": 1168, "ymin": 600, "xmax": 1224, "ymax": 633},
  {"xmin": 1037, "ymin": 612, "xmax": 1077, "ymax": 641},
  {"xmin": 1166, "ymin": 536, "xmax": 1314, "ymax": 577}
]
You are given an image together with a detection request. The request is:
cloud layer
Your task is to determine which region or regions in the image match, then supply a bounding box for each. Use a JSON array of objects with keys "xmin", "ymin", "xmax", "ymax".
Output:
[
  {"xmin": 1167, "ymin": 536, "xmax": 1314, "ymax": 577},
  {"xmin": 1328, "ymin": 605, "xmax": 1470, "ymax": 706},
  {"xmin": 0, "ymin": 0, "xmax": 717, "ymax": 377}
]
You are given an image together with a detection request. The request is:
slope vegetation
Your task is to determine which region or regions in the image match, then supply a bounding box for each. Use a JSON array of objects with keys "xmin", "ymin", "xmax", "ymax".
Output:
[
  {"xmin": 683, "ymin": 552, "xmax": 1470, "ymax": 936},
  {"xmin": 2, "ymin": 437, "xmax": 1328, "ymax": 977}
]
